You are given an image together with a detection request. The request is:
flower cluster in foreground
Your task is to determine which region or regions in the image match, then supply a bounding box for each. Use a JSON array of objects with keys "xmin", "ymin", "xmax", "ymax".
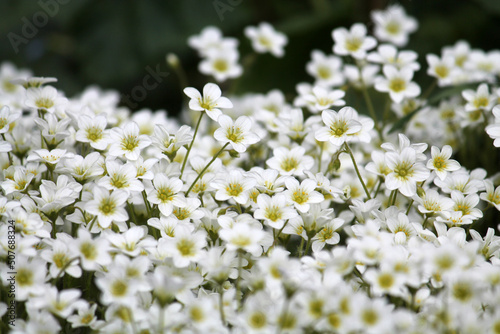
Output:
[{"xmin": 1, "ymin": 4, "xmax": 500, "ymax": 334}]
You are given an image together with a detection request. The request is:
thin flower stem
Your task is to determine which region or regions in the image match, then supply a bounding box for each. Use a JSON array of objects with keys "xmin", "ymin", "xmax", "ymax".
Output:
[
  {"xmin": 318, "ymin": 142, "xmax": 324, "ymax": 173},
  {"xmin": 126, "ymin": 202, "xmax": 136, "ymax": 227},
  {"xmin": 180, "ymin": 111, "xmax": 204, "ymax": 179},
  {"xmin": 186, "ymin": 143, "xmax": 229, "ymax": 195},
  {"xmin": 219, "ymin": 285, "xmax": 226, "ymax": 325},
  {"xmin": 235, "ymin": 250, "xmax": 244, "ymax": 310},
  {"xmin": 1, "ymin": 134, "xmax": 13, "ymax": 165},
  {"xmin": 391, "ymin": 190, "xmax": 398, "ymax": 206},
  {"xmin": 53, "ymin": 256, "xmax": 80, "ymax": 282},
  {"xmin": 142, "ymin": 190, "xmax": 152, "ymax": 217},
  {"xmin": 344, "ymin": 143, "xmax": 371, "ymax": 199},
  {"xmin": 298, "ymin": 237, "xmax": 305, "ymax": 257},
  {"xmin": 372, "ymin": 176, "xmax": 383, "ymax": 198},
  {"xmin": 357, "ymin": 64, "xmax": 383, "ymax": 141}
]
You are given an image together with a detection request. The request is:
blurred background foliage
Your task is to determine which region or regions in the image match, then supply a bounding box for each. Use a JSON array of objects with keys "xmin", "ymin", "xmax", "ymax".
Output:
[{"xmin": 1, "ymin": 0, "xmax": 500, "ymax": 116}]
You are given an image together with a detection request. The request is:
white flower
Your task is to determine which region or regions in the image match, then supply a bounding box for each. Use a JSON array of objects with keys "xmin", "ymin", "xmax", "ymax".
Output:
[
  {"xmin": 219, "ymin": 221, "xmax": 266, "ymax": 256},
  {"xmin": 25, "ymin": 85, "xmax": 68, "ymax": 113},
  {"xmin": 199, "ymin": 49, "xmax": 243, "ymax": 82},
  {"xmin": 332, "ymin": 23, "xmax": 377, "ymax": 59},
  {"xmin": 159, "ymin": 225, "xmax": 207, "ymax": 268},
  {"xmin": 245, "ymin": 22, "xmax": 288, "ymax": 57},
  {"xmin": 184, "ymin": 82, "xmax": 233, "ymax": 122},
  {"xmin": 97, "ymin": 160, "xmax": 144, "ymax": 193},
  {"xmin": 284, "ymin": 178, "xmax": 324, "ymax": 213},
  {"xmin": 75, "ymin": 114, "xmax": 109, "ymax": 150},
  {"xmin": 386, "ymin": 213, "xmax": 416, "ymax": 245},
  {"xmin": 151, "ymin": 124, "xmax": 192, "ymax": 159},
  {"xmin": 385, "ymin": 147, "xmax": 430, "ymax": 197},
  {"xmin": 306, "ymin": 50, "xmax": 345, "ymax": 87},
  {"xmin": 426, "ymin": 54, "xmax": 460, "ymax": 87},
  {"xmin": 1, "ymin": 167, "xmax": 33, "ymax": 194},
  {"xmin": 26, "ymin": 148, "xmax": 73, "ymax": 166},
  {"xmin": 0, "ymin": 105, "xmax": 21, "ymax": 134},
  {"xmin": 108, "ymin": 122, "xmax": 151, "ymax": 161},
  {"xmin": 172, "ymin": 197, "xmax": 204, "ymax": 222},
  {"xmin": 450, "ymin": 190, "xmax": 483, "ymax": 220},
  {"xmin": 214, "ymin": 115, "xmax": 260, "ymax": 152},
  {"xmin": 27, "ymin": 286, "xmax": 85, "ymax": 318},
  {"xmin": 486, "ymin": 105, "xmax": 500, "ymax": 147},
  {"xmin": 266, "ymin": 146, "xmax": 314, "ymax": 176},
  {"xmin": 415, "ymin": 189, "xmax": 454, "ymax": 214},
  {"xmin": 315, "ymin": 107, "xmax": 362, "ymax": 146},
  {"xmin": 2, "ymin": 255, "xmax": 46, "ymax": 301},
  {"xmin": 85, "ymin": 187, "xmax": 129, "ymax": 228},
  {"xmin": 148, "ymin": 174, "xmax": 185, "ymax": 216},
  {"xmin": 426, "ymin": 145, "xmax": 461, "ymax": 181},
  {"xmin": 480, "ymin": 180, "xmax": 500, "ymax": 210},
  {"xmin": 295, "ymin": 85, "xmax": 346, "ymax": 113},
  {"xmin": 368, "ymin": 44, "xmax": 420, "ymax": 71},
  {"xmin": 105, "ymin": 226, "xmax": 155, "ymax": 257},
  {"xmin": 188, "ymin": 26, "xmax": 238, "ymax": 57},
  {"xmin": 95, "ymin": 270, "xmax": 138, "ymax": 306},
  {"xmin": 41, "ymin": 234, "xmax": 82, "ymax": 278},
  {"xmin": 462, "ymin": 83, "xmax": 495, "ymax": 112},
  {"xmin": 211, "ymin": 169, "xmax": 256, "ymax": 204},
  {"xmin": 57, "ymin": 152, "xmax": 103, "ymax": 183},
  {"xmin": 311, "ymin": 218, "xmax": 344, "ymax": 252},
  {"xmin": 374, "ymin": 65, "xmax": 420, "ymax": 103},
  {"xmin": 371, "ymin": 4, "xmax": 418, "ymax": 46},
  {"xmin": 71, "ymin": 228, "xmax": 111, "ymax": 271},
  {"xmin": 254, "ymin": 193, "xmax": 298, "ymax": 229}
]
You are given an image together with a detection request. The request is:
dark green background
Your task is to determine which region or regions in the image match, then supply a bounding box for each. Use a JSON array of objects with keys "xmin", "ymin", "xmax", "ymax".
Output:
[{"xmin": 1, "ymin": 0, "xmax": 500, "ymax": 115}]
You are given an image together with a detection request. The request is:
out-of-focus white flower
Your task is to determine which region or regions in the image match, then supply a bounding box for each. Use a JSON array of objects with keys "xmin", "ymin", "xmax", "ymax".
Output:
[
  {"xmin": 486, "ymin": 105, "xmax": 500, "ymax": 147},
  {"xmin": 199, "ymin": 49, "xmax": 242, "ymax": 82},
  {"xmin": 332, "ymin": 23, "xmax": 377, "ymax": 59},
  {"xmin": 375, "ymin": 65, "xmax": 421, "ymax": 103},
  {"xmin": 462, "ymin": 83, "xmax": 495, "ymax": 112},
  {"xmin": 245, "ymin": 22, "xmax": 288, "ymax": 57},
  {"xmin": 306, "ymin": 50, "xmax": 345, "ymax": 87},
  {"xmin": 371, "ymin": 4, "xmax": 418, "ymax": 46},
  {"xmin": 480, "ymin": 180, "xmax": 500, "ymax": 210},
  {"xmin": 157, "ymin": 225, "xmax": 207, "ymax": 268},
  {"xmin": 0, "ymin": 105, "xmax": 21, "ymax": 134},
  {"xmin": 25, "ymin": 85, "xmax": 68, "ymax": 113},
  {"xmin": 188, "ymin": 26, "xmax": 238, "ymax": 57}
]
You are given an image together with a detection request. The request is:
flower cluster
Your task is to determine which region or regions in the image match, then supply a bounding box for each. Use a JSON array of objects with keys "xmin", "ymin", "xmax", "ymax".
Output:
[{"xmin": 1, "ymin": 4, "xmax": 500, "ymax": 334}]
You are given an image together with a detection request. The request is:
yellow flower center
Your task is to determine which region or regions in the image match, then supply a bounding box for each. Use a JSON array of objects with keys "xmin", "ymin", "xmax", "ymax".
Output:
[
  {"xmin": 317, "ymin": 66, "xmax": 331, "ymax": 79},
  {"xmin": 266, "ymin": 206, "xmax": 282, "ymax": 222},
  {"xmin": 226, "ymin": 126, "xmax": 244, "ymax": 143},
  {"xmin": 280, "ymin": 157, "xmax": 299, "ymax": 172},
  {"xmin": 345, "ymin": 37, "xmax": 362, "ymax": 52},
  {"xmin": 249, "ymin": 311, "xmax": 267, "ymax": 329},
  {"xmin": 435, "ymin": 65, "xmax": 449, "ymax": 78},
  {"xmin": 361, "ymin": 309, "xmax": 378, "ymax": 325},
  {"xmin": 433, "ymin": 157, "xmax": 446, "ymax": 170},
  {"xmin": 35, "ymin": 97, "xmax": 55, "ymax": 110},
  {"xmin": 292, "ymin": 190, "xmax": 309, "ymax": 204},
  {"xmin": 389, "ymin": 78, "xmax": 406, "ymax": 92},
  {"xmin": 157, "ymin": 187, "xmax": 175, "ymax": 202},
  {"xmin": 121, "ymin": 135, "xmax": 139, "ymax": 152},
  {"xmin": 377, "ymin": 272, "xmax": 395, "ymax": 289},
  {"xmin": 385, "ymin": 21, "xmax": 401, "ymax": 35},
  {"xmin": 98, "ymin": 198, "xmax": 116, "ymax": 215},
  {"xmin": 86, "ymin": 126, "xmax": 103, "ymax": 142},
  {"xmin": 80, "ymin": 242, "xmax": 97, "ymax": 260},
  {"xmin": 226, "ymin": 183, "xmax": 243, "ymax": 197},
  {"xmin": 213, "ymin": 59, "xmax": 228, "ymax": 72},
  {"xmin": 16, "ymin": 268, "xmax": 33, "ymax": 286},
  {"xmin": 111, "ymin": 279, "xmax": 128, "ymax": 297},
  {"xmin": 473, "ymin": 96, "xmax": 489, "ymax": 109},
  {"xmin": 176, "ymin": 239, "xmax": 196, "ymax": 256},
  {"xmin": 110, "ymin": 173, "xmax": 129, "ymax": 189},
  {"xmin": 53, "ymin": 252, "xmax": 70, "ymax": 269}
]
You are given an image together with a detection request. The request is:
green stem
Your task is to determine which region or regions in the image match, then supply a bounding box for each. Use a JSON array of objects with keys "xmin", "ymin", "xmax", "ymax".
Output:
[
  {"xmin": 126, "ymin": 202, "xmax": 136, "ymax": 227},
  {"xmin": 298, "ymin": 237, "xmax": 305, "ymax": 257},
  {"xmin": 372, "ymin": 176, "xmax": 383, "ymax": 198},
  {"xmin": 180, "ymin": 111, "xmax": 204, "ymax": 178},
  {"xmin": 344, "ymin": 143, "xmax": 371, "ymax": 199},
  {"xmin": 219, "ymin": 285, "xmax": 226, "ymax": 325},
  {"xmin": 142, "ymin": 190, "xmax": 152, "ymax": 217},
  {"xmin": 317, "ymin": 142, "xmax": 324, "ymax": 173},
  {"xmin": 235, "ymin": 250, "xmax": 244, "ymax": 310},
  {"xmin": 1, "ymin": 134, "xmax": 13, "ymax": 165},
  {"xmin": 186, "ymin": 143, "xmax": 229, "ymax": 195},
  {"xmin": 357, "ymin": 64, "xmax": 383, "ymax": 141},
  {"xmin": 391, "ymin": 190, "xmax": 398, "ymax": 206}
]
